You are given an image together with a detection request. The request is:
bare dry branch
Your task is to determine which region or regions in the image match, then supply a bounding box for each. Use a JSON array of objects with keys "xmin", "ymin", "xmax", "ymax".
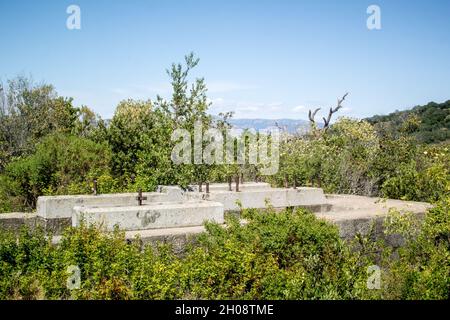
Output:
[
  {"xmin": 308, "ymin": 108, "xmax": 321, "ymax": 124},
  {"xmin": 323, "ymin": 92, "xmax": 348, "ymax": 129}
]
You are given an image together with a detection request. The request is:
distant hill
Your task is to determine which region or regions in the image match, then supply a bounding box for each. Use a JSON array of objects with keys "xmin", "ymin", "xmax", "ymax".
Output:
[
  {"xmin": 104, "ymin": 117, "xmax": 311, "ymax": 134},
  {"xmin": 228, "ymin": 118, "xmax": 311, "ymax": 134},
  {"xmin": 366, "ymin": 100, "xmax": 450, "ymax": 144}
]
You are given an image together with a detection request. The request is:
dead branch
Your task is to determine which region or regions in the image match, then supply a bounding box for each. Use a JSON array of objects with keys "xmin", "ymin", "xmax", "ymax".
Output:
[
  {"xmin": 308, "ymin": 108, "xmax": 321, "ymax": 124},
  {"xmin": 322, "ymin": 92, "xmax": 348, "ymax": 129}
]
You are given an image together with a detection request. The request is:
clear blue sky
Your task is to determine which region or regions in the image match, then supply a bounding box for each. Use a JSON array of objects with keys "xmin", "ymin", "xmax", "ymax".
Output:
[{"xmin": 1, "ymin": 0, "xmax": 449, "ymax": 120}]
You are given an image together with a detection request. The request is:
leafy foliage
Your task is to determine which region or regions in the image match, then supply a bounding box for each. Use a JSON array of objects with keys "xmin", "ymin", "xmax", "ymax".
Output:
[
  {"xmin": 0, "ymin": 77, "xmax": 79, "ymax": 167},
  {"xmin": 1, "ymin": 202, "xmax": 448, "ymax": 300},
  {"xmin": 366, "ymin": 100, "xmax": 450, "ymax": 144},
  {"xmin": 2, "ymin": 56, "xmax": 448, "ymax": 212},
  {"xmin": 1, "ymin": 134, "xmax": 111, "ymax": 210},
  {"xmin": 0, "ymin": 55, "xmax": 449, "ymax": 300},
  {"xmin": 0, "ymin": 54, "xmax": 231, "ymax": 210},
  {"xmin": 0, "ymin": 208, "xmax": 374, "ymax": 300},
  {"xmin": 272, "ymin": 117, "xmax": 449, "ymax": 203},
  {"xmin": 378, "ymin": 197, "xmax": 450, "ymax": 299}
]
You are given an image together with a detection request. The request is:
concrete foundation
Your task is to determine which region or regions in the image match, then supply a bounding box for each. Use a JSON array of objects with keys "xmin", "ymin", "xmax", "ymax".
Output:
[
  {"xmin": 316, "ymin": 194, "xmax": 431, "ymax": 241},
  {"xmin": 188, "ymin": 187, "xmax": 327, "ymax": 211},
  {"xmin": 0, "ymin": 184, "xmax": 433, "ymax": 250},
  {"xmin": 117, "ymin": 195, "xmax": 431, "ymax": 250},
  {"xmin": 189, "ymin": 182, "xmax": 271, "ymax": 192},
  {"xmin": 37, "ymin": 187, "xmax": 183, "ymax": 219},
  {"xmin": 0, "ymin": 212, "xmax": 39, "ymax": 231},
  {"xmin": 72, "ymin": 200, "xmax": 224, "ymax": 231}
]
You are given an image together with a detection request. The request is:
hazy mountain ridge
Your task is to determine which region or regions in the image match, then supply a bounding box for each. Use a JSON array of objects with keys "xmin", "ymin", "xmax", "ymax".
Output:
[{"xmin": 228, "ymin": 118, "xmax": 311, "ymax": 133}]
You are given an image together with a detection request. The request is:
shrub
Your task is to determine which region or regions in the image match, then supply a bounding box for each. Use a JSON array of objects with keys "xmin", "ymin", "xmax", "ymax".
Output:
[
  {"xmin": 381, "ymin": 197, "xmax": 450, "ymax": 299},
  {"xmin": 381, "ymin": 145, "xmax": 449, "ymax": 203},
  {"xmin": 0, "ymin": 134, "xmax": 111, "ymax": 211},
  {"xmin": 187, "ymin": 207, "xmax": 370, "ymax": 299},
  {"xmin": 0, "ymin": 208, "xmax": 374, "ymax": 300}
]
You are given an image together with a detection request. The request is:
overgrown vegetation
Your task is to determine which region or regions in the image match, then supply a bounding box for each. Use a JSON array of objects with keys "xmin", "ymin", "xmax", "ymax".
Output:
[
  {"xmin": 0, "ymin": 203, "xmax": 448, "ymax": 300},
  {"xmin": 0, "ymin": 54, "xmax": 449, "ymax": 300},
  {"xmin": 272, "ymin": 117, "xmax": 449, "ymax": 203},
  {"xmin": 366, "ymin": 100, "xmax": 450, "ymax": 144},
  {"xmin": 379, "ymin": 198, "xmax": 450, "ymax": 299},
  {"xmin": 1, "ymin": 54, "xmax": 449, "ymax": 212},
  {"xmin": 0, "ymin": 54, "xmax": 218, "ymax": 211}
]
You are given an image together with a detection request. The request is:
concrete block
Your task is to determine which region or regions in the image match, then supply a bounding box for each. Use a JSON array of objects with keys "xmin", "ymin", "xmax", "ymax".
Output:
[
  {"xmin": 189, "ymin": 182, "xmax": 271, "ymax": 192},
  {"xmin": 72, "ymin": 200, "xmax": 224, "ymax": 231},
  {"xmin": 37, "ymin": 188, "xmax": 184, "ymax": 219},
  {"xmin": 156, "ymin": 185, "xmax": 184, "ymax": 201},
  {"xmin": 316, "ymin": 195, "xmax": 431, "ymax": 245},
  {"xmin": 193, "ymin": 187, "xmax": 327, "ymax": 211},
  {"xmin": 0, "ymin": 212, "xmax": 38, "ymax": 232}
]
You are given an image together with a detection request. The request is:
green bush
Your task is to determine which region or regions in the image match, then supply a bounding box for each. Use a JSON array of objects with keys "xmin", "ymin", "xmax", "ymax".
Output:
[
  {"xmin": 0, "ymin": 134, "xmax": 112, "ymax": 211},
  {"xmin": 1, "ymin": 203, "xmax": 449, "ymax": 300},
  {"xmin": 272, "ymin": 118, "xmax": 380, "ymax": 195},
  {"xmin": 381, "ymin": 145, "xmax": 449, "ymax": 203},
  {"xmin": 0, "ymin": 208, "xmax": 373, "ymax": 300},
  {"xmin": 186, "ymin": 208, "xmax": 369, "ymax": 299},
  {"xmin": 272, "ymin": 117, "xmax": 449, "ymax": 203},
  {"xmin": 380, "ymin": 197, "xmax": 450, "ymax": 299}
]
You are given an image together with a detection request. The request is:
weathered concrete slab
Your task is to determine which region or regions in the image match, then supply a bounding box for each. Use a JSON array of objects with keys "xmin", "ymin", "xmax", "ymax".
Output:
[
  {"xmin": 37, "ymin": 187, "xmax": 184, "ymax": 219},
  {"xmin": 44, "ymin": 194, "xmax": 433, "ymax": 253},
  {"xmin": 124, "ymin": 195, "xmax": 428, "ymax": 249},
  {"xmin": 188, "ymin": 187, "xmax": 328, "ymax": 211},
  {"xmin": 156, "ymin": 185, "xmax": 185, "ymax": 201},
  {"xmin": 189, "ymin": 182, "xmax": 271, "ymax": 192},
  {"xmin": 4, "ymin": 186, "xmax": 433, "ymax": 252},
  {"xmin": 0, "ymin": 212, "xmax": 72, "ymax": 234},
  {"xmin": 0, "ymin": 212, "xmax": 38, "ymax": 231},
  {"xmin": 117, "ymin": 195, "xmax": 431, "ymax": 251},
  {"xmin": 72, "ymin": 200, "xmax": 224, "ymax": 231},
  {"xmin": 316, "ymin": 195, "xmax": 431, "ymax": 241},
  {"xmin": 126, "ymin": 225, "xmax": 209, "ymax": 254},
  {"xmin": 316, "ymin": 195, "xmax": 431, "ymax": 222}
]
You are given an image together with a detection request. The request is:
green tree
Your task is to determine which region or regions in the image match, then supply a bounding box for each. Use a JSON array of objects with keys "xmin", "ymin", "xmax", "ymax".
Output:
[
  {"xmin": 1, "ymin": 134, "xmax": 111, "ymax": 210},
  {"xmin": 0, "ymin": 76, "xmax": 79, "ymax": 169}
]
